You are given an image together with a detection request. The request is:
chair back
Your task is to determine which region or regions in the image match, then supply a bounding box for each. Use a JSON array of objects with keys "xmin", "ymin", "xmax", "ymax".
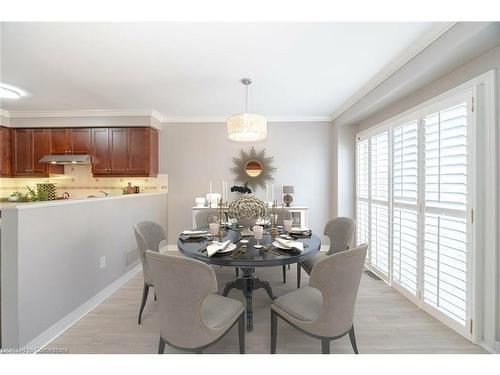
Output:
[
  {"xmin": 194, "ymin": 209, "xmax": 220, "ymax": 229},
  {"xmin": 324, "ymin": 217, "xmax": 356, "ymax": 255},
  {"xmin": 134, "ymin": 221, "xmax": 167, "ymax": 285},
  {"xmin": 145, "ymin": 251, "xmax": 219, "ymax": 348},
  {"xmin": 308, "ymin": 244, "xmax": 367, "ymax": 337},
  {"xmin": 276, "ymin": 208, "xmax": 292, "ymax": 226}
]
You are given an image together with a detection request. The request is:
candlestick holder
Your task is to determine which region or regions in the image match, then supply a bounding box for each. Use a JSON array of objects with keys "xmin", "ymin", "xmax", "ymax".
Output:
[{"xmin": 270, "ymin": 200, "xmax": 280, "ymax": 237}]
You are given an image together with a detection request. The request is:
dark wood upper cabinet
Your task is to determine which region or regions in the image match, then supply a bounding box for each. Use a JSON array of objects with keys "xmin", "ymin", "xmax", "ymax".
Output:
[
  {"xmin": 32, "ymin": 129, "xmax": 49, "ymax": 175},
  {"xmin": 70, "ymin": 128, "xmax": 91, "ymax": 154},
  {"xmin": 13, "ymin": 129, "xmax": 32, "ymax": 175},
  {"xmin": 0, "ymin": 126, "xmax": 13, "ymax": 176},
  {"xmin": 13, "ymin": 128, "xmax": 63, "ymax": 176},
  {"xmin": 91, "ymin": 128, "xmax": 110, "ymax": 174},
  {"xmin": 50, "ymin": 128, "xmax": 91, "ymax": 155},
  {"xmin": 128, "ymin": 127, "xmax": 150, "ymax": 175},
  {"xmin": 49, "ymin": 128, "xmax": 71, "ymax": 154},
  {"xmin": 91, "ymin": 127, "xmax": 158, "ymax": 177},
  {"xmin": 109, "ymin": 128, "xmax": 129, "ymax": 174}
]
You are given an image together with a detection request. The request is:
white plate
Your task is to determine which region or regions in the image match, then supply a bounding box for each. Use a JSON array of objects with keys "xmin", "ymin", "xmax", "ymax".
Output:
[
  {"xmin": 217, "ymin": 243, "xmax": 237, "ymax": 254},
  {"xmin": 182, "ymin": 230, "xmax": 208, "ymax": 238},
  {"xmin": 289, "ymin": 227, "xmax": 310, "ymax": 234},
  {"xmin": 272, "ymin": 240, "xmax": 292, "ymax": 250}
]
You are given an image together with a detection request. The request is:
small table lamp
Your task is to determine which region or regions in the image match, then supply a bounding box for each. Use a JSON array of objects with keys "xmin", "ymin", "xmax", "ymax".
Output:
[{"xmin": 282, "ymin": 186, "xmax": 294, "ymax": 207}]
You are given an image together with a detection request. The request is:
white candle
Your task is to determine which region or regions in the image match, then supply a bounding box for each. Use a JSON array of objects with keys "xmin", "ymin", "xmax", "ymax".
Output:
[
  {"xmin": 209, "ymin": 180, "xmax": 212, "ymax": 194},
  {"xmin": 271, "ymin": 184, "xmax": 275, "ymax": 202},
  {"xmin": 266, "ymin": 184, "xmax": 269, "ymax": 202}
]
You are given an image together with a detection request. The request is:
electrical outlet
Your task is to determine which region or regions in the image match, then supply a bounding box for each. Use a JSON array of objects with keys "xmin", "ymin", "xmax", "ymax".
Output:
[{"xmin": 100, "ymin": 256, "xmax": 106, "ymax": 268}]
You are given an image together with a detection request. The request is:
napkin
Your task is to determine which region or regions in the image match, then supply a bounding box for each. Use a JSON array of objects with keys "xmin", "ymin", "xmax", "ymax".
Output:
[
  {"xmin": 206, "ymin": 240, "xmax": 231, "ymax": 257},
  {"xmin": 275, "ymin": 238, "xmax": 304, "ymax": 252}
]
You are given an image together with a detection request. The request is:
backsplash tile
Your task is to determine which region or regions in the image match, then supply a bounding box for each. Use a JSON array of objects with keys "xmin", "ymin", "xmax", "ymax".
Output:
[{"xmin": 0, "ymin": 165, "xmax": 167, "ymax": 200}]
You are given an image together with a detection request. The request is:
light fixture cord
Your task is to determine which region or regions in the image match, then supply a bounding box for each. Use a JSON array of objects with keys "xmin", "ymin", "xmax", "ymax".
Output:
[{"xmin": 245, "ymin": 83, "xmax": 249, "ymax": 113}]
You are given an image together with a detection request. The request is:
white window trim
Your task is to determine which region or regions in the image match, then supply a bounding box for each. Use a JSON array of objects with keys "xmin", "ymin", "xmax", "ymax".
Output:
[{"xmin": 355, "ymin": 70, "xmax": 497, "ymax": 352}]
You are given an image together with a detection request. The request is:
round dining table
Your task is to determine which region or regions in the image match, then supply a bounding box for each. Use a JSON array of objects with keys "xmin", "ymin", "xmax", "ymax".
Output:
[{"xmin": 177, "ymin": 227, "xmax": 321, "ymax": 331}]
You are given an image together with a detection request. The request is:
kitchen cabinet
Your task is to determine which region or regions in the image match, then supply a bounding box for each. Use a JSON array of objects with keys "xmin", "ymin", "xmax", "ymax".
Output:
[
  {"xmin": 91, "ymin": 127, "xmax": 158, "ymax": 177},
  {"xmin": 13, "ymin": 129, "xmax": 64, "ymax": 176},
  {"xmin": 0, "ymin": 126, "xmax": 13, "ymax": 176},
  {"xmin": 49, "ymin": 128, "xmax": 91, "ymax": 155}
]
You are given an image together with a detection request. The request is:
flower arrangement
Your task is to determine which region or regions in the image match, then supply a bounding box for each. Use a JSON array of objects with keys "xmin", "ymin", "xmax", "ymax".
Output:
[{"xmin": 227, "ymin": 194, "xmax": 267, "ymax": 219}]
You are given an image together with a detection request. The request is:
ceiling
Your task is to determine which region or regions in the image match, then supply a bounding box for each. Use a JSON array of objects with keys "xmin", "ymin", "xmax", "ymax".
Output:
[{"xmin": 0, "ymin": 22, "xmax": 450, "ymax": 120}]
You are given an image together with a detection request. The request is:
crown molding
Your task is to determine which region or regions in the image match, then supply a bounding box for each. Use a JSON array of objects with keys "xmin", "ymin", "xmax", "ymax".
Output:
[
  {"xmin": 0, "ymin": 109, "xmax": 10, "ymax": 118},
  {"xmin": 330, "ymin": 22, "xmax": 456, "ymax": 122},
  {"xmin": 162, "ymin": 115, "xmax": 332, "ymax": 123},
  {"xmin": 6, "ymin": 109, "xmax": 163, "ymax": 119}
]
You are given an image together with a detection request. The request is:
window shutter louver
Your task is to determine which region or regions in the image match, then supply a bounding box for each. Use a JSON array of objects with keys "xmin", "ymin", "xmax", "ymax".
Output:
[
  {"xmin": 423, "ymin": 102, "xmax": 469, "ymax": 326},
  {"xmin": 392, "ymin": 120, "xmax": 418, "ymax": 295}
]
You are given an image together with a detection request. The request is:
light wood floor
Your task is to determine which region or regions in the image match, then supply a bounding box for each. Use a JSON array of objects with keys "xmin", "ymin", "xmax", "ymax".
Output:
[{"xmin": 47, "ymin": 264, "xmax": 486, "ymax": 354}]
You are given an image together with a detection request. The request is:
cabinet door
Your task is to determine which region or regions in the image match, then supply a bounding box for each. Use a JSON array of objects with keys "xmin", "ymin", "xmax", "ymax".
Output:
[
  {"xmin": 0, "ymin": 127, "xmax": 13, "ymax": 176},
  {"xmin": 109, "ymin": 128, "xmax": 129, "ymax": 174},
  {"xmin": 92, "ymin": 128, "xmax": 110, "ymax": 174},
  {"xmin": 71, "ymin": 128, "xmax": 91, "ymax": 154},
  {"xmin": 50, "ymin": 128, "xmax": 71, "ymax": 154},
  {"xmin": 128, "ymin": 128, "xmax": 150, "ymax": 175},
  {"xmin": 13, "ymin": 129, "xmax": 32, "ymax": 175},
  {"xmin": 32, "ymin": 129, "xmax": 49, "ymax": 175}
]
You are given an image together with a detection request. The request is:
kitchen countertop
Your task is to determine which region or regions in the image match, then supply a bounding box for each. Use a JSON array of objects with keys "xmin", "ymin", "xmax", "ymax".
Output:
[{"xmin": 0, "ymin": 191, "xmax": 167, "ymax": 211}]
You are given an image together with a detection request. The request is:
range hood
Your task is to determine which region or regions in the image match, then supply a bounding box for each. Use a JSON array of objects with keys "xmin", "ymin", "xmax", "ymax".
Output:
[{"xmin": 38, "ymin": 154, "xmax": 91, "ymax": 165}]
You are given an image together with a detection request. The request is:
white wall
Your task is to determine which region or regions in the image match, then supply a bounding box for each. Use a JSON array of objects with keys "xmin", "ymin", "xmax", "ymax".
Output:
[
  {"xmin": 1, "ymin": 193, "xmax": 167, "ymax": 348},
  {"xmin": 159, "ymin": 121, "xmax": 332, "ymax": 244}
]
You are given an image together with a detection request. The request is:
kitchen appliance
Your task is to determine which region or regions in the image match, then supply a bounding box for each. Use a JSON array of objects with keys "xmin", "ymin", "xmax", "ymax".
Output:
[{"xmin": 38, "ymin": 154, "xmax": 91, "ymax": 165}]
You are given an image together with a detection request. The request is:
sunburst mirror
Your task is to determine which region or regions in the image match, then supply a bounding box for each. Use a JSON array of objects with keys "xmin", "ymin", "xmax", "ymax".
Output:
[{"xmin": 231, "ymin": 147, "xmax": 276, "ymax": 189}]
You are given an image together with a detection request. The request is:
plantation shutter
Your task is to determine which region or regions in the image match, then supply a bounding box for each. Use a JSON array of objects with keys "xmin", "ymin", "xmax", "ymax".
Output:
[
  {"xmin": 356, "ymin": 139, "xmax": 370, "ymax": 247},
  {"xmin": 369, "ymin": 131, "xmax": 390, "ymax": 276},
  {"xmin": 423, "ymin": 100, "xmax": 470, "ymax": 328},
  {"xmin": 392, "ymin": 120, "xmax": 418, "ymax": 295}
]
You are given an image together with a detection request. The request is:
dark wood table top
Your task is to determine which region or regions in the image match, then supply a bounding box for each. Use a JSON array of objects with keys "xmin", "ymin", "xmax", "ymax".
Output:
[{"xmin": 177, "ymin": 227, "xmax": 321, "ymax": 268}]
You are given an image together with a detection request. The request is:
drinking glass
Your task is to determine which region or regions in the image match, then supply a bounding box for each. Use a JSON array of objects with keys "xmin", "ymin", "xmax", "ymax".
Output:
[
  {"xmin": 283, "ymin": 219, "xmax": 293, "ymax": 234},
  {"xmin": 253, "ymin": 225, "xmax": 264, "ymax": 248},
  {"xmin": 209, "ymin": 222, "xmax": 220, "ymax": 238}
]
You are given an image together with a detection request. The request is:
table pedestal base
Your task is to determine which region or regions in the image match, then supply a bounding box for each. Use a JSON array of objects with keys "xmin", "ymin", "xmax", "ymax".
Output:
[{"xmin": 222, "ymin": 267, "xmax": 276, "ymax": 331}]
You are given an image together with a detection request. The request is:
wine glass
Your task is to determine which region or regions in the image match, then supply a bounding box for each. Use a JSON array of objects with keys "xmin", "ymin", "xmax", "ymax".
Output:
[
  {"xmin": 253, "ymin": 225, "xmax": 263, "ymax": 249},
  {"xmin": 209, "ymin": 222, "xmax": 220, "ymax": 242},
  {"xmin": 283, "ymin": 219, "xmax": 293, "ymax": 235}
]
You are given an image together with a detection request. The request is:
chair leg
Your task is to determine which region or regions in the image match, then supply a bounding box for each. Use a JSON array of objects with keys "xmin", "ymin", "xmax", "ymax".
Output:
[
  {"xmin": 238, "ymin": 313, "xmax": 245, "ymax": 354},
  {"xmin": 321, "ymin": 339, "xmax": 330, "ymax": 354},
  {"xmin": 158, "ymin": 336, "xmax": 166, "ymax": 354},
  {"xmin": 235, "ymin": 267, "xmax": 239, "ymax": 277},
  {"xmin": 349, "ymin": 325, "xmax": 359, "ymax": 354},
  {"xmin": 154, "ymin": 292, "xmax": 157, "ymax": 301},
  {"xmin": 282, "ymin": 265, "xmax": 286, "ymax": 283},
  {"xmin": 138, "ymin": 284, "xmax": 149, "ymax": 324},
  {"xmin": 288, "ymin": 264, "xmax": 290, "ymax": 270},
  {"xmin": 297, "ymin": 264, "xmax": 301, "ymax": 288},
  {"xmin": 271, "ymin": 310, "xmax": 278, "ymax": 354}
]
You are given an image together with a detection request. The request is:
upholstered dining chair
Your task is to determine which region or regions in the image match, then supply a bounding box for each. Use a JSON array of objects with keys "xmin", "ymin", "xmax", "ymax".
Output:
[
  {"xmin": 275, "ymin": 208, "xmax": 292, "ymax": 283},
  {"xmin": 134, "ymin": 221, "xmax": 168, "ymax": 324},
  {"xmin": 297, "ymin": 217, "xmax": 356, "ymax": 288},
  {"xmin": 271, "ymin": 244, "xmax": 368, "ymax": 354},
  {"xmin": 145, "ymin": 251, "xmax": 245, "ymax": 354}
]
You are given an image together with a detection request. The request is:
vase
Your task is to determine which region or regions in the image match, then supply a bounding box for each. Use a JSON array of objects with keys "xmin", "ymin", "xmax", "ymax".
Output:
[{"xmin": 237, "ymin": 216, "xmax": 258, "ymax": 236}]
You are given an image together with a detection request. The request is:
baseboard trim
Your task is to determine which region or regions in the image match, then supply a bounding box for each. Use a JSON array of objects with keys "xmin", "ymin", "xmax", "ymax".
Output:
[{"xmin": 23, "ymin": 264, "xmax": 142, "ymax": 353}]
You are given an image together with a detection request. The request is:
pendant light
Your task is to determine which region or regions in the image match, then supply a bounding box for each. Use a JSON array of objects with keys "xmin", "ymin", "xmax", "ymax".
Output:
[{"xmin": 227, "ymin": 78, "xmax": 267, "ymax": 142}]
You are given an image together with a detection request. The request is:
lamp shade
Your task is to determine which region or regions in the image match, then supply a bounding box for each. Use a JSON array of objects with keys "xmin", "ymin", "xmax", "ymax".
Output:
[
  {"xmin": 227, "ymin": 113, "xmax": 267, "ymax": 142},
  {"xmin": 282, "ymin": 186, "xmax": 294, "ymax": 194}
]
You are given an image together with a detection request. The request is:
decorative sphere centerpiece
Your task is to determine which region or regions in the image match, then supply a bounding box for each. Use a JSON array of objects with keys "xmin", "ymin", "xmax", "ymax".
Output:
[{"xmin": 227, "ymin": 194, "xmax": 267, "ymax": 236}]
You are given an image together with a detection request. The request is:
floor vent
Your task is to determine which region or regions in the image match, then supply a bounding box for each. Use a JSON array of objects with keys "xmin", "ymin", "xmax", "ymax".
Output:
[{"xmin": 364, "ymin": 270, "xmax": 382, "ymax": 280}]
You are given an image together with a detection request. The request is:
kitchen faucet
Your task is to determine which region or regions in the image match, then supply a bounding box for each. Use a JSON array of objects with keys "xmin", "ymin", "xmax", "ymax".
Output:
[{"xmin": 100, "ymin": 191, "xmax": 111, "ymax": 197}]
